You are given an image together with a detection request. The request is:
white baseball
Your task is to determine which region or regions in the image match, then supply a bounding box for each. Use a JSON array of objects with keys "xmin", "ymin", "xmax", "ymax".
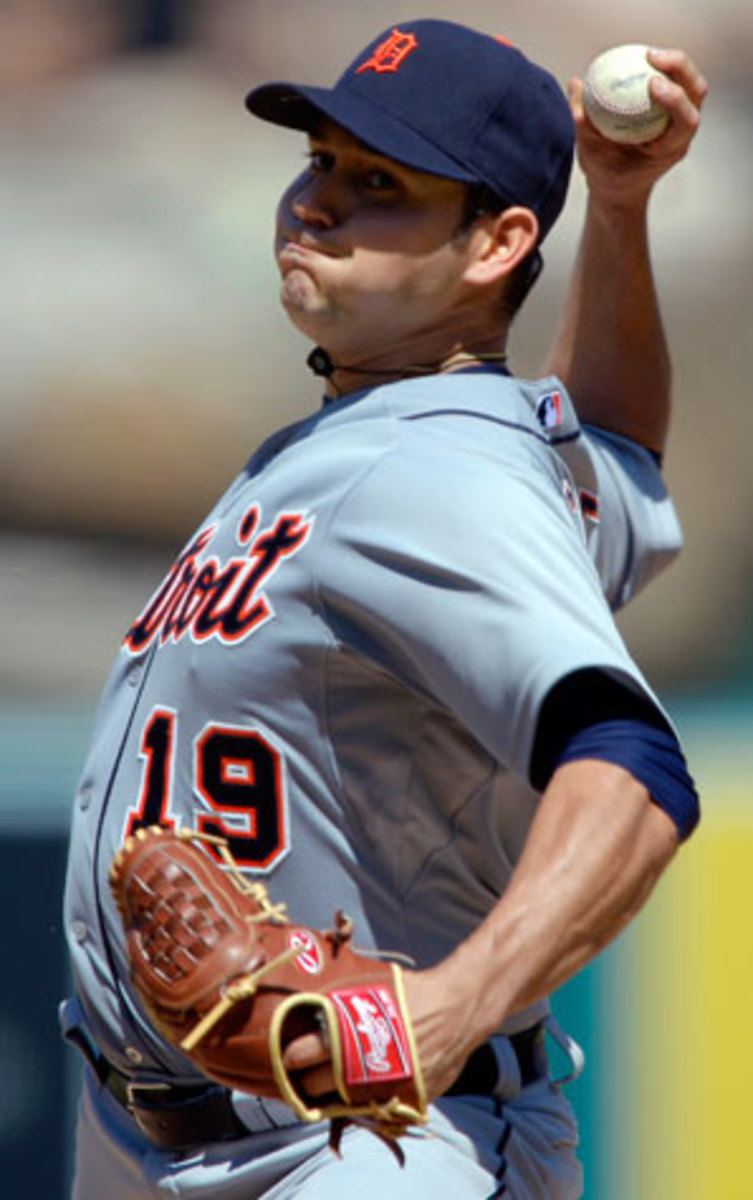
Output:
[{"xmin": 583, "ymin": 44, "xmax": 670, "ymax": 145}]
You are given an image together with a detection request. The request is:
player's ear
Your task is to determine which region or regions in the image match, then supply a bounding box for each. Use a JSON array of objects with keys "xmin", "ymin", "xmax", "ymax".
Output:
[{"xmin": 464, "ymin": 207, "xmax": 540, "ymax": 287}]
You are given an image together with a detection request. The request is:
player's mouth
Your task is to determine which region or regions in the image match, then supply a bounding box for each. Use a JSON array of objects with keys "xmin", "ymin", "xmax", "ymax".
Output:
[
  {"xmin": 278, "ymin": 243, "xmax": 314, "ymax": 270},
  {"xmin": 276, "ymin": 234, "xmax": 341, "ymax": 271}
]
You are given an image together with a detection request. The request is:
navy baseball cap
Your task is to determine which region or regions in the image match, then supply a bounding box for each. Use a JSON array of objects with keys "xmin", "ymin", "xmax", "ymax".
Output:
[{"xmin": 245, "ymin": 19, "xmax": 574, "ymax": 242}]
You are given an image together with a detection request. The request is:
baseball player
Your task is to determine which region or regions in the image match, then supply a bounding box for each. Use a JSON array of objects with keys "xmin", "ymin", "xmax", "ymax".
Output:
[{"xmin": 60, "ymin": 19, "xmax": 707, "ymax": 1200}]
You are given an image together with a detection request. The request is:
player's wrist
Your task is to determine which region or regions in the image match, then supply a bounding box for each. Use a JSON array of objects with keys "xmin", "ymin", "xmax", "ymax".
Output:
[
  {"xmin": 402, "ymin": 965, "xmax": 492, "ymax": 1097},
  {"xmin": 428, "ymin": 950, "xmax": 517, "ymax": 1051},
  {"xmin": 583, "ymin": 183, "xmax": 654, "ymax": 226}
]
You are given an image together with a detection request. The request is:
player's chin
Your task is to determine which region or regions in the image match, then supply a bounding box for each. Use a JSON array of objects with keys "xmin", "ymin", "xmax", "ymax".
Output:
[
  {"xmin": 279, "ymin": 263, "xmax": 311, "ymax": 298},
  {"xmin": 280, "ymin": 273, "xmax": 321, "ymax": 316},
  {"xmin": 280, "ymin": 280, "xmax": 339, "ymax": 339}
]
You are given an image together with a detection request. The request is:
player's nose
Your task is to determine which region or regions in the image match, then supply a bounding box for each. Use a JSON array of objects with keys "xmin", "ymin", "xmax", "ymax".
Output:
[{"xmin": 287, "ymin": 172, "xmax": 346, "ymax": 231}]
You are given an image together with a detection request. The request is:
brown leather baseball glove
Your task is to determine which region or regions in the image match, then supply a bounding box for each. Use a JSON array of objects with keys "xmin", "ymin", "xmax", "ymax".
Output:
[{"xmin": 109, "ymin": 826, "xmax": 427, "ymax": 1158}]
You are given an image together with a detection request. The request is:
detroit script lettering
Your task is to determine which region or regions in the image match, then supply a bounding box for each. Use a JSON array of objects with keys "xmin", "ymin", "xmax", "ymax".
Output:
[{"xmin": 124, "ymin": 505, "xmax": 313, "ymax": 652}]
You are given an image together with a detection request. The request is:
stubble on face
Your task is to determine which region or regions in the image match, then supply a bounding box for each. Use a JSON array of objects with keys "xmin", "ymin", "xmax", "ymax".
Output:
[
  {"xmin": 273, "ymin": 125, "xmax": 481, "ymax": 365},
  {"xmin": 280, "ymin": 265, "xmax": 321, "ymax": 316}
]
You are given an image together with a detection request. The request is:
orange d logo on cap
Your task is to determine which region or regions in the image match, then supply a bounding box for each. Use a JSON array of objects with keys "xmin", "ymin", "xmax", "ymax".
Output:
[{"xmin": 356, "ymin": 28, "xmax": 419, "ymax": 75}]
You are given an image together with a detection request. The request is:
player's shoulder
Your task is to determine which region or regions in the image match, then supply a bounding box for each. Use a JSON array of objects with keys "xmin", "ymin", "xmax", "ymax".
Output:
[
  {"xmin": 327, "ymin": 372, "xmax": 583, "ymax": 508},
  {"xmin": 374, "ymin": 371, "xmax": 581, "ymax": 445},
  {"xmin": 308, "ymin": 373, "xmax": 584, "ymax": 489}
]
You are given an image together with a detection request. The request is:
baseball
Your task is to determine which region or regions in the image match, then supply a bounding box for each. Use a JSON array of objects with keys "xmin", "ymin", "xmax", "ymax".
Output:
[{"xmin": 583, "ymin": 44, "xmax": 670, "ymax": 144}]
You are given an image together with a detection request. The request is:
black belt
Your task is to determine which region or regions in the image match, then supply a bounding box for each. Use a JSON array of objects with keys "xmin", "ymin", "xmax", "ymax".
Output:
[
  {"xmin": 445, "ymin": 1022, "xmax": 549, "ymax": 1096},
  {"xmin": 104, "ymin": 1070, "xmax": 248, "ymax": 1150},
  {"xmin": 103, "ymin": 1022, "xmax": 548, "ymax": 1152}
]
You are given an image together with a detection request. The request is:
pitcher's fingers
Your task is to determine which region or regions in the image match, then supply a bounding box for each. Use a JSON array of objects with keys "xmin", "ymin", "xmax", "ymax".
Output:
[
  {"xmin": 281, "ymin": 1030, "xmax": 329, "ymax": 1072},
  {"xmin": 295, "ymin": 1062, "xmax": 337, "ymax": 1099},
  {"xmin": 647, "ymin": 47, "xmax": 709, "ymax": 110}
]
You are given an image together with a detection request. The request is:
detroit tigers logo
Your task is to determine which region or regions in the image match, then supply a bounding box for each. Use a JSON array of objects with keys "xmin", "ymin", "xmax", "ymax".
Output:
[
  {"xmin": 356, "ymin": 28, "xmax": 419, "ymax": 74},
  {"xmin": 124, "ymin": 505, "xmax": 313, "ymax": 652}
]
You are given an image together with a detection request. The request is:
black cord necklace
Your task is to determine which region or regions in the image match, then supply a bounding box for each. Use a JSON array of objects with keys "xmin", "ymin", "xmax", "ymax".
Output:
[{"xmin": 306, "ymin": 345, "xmax": 508, "ymax": 384}]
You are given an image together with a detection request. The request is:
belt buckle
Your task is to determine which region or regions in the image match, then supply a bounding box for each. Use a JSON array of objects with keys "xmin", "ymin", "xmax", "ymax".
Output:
[{"xmin": 126, "ymin": 1078, "xmax": 174, "ymax": 1111}]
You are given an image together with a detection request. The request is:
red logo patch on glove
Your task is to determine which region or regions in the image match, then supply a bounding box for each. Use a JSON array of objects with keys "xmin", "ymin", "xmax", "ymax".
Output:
[
  {"xmin": 332, "ymin": 986, "xmax": 414, "ymax": 1086},
  {"xmin": 288, "ymin": 929, "xmax": 324, "ymax": 975}
]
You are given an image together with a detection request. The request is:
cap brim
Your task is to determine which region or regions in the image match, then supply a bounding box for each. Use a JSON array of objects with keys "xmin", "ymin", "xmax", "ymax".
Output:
[{"xmin": 246, "ymin": 81, "xmax": 479, "ymax": 185}]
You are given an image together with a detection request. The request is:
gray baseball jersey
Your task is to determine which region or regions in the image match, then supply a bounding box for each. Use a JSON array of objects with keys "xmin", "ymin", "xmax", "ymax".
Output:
[{"xmin": 64, "ymin": 368, "xmax": 680, "ymax": 1086}]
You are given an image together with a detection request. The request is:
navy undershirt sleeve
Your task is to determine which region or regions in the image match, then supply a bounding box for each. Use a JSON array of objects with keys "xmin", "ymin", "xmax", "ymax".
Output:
[
  {"xmin": 530, "ymin": 668, "xmax": 699, "ymax": 839},
  {"xmin": 552, "ymin": 718, "xmax": 700, "ymax": 840}
]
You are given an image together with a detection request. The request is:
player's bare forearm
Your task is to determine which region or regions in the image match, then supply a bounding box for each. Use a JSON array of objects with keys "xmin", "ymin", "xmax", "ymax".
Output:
[
  {"xmin": 544, "ymin": 49, "xmax": 707, "ymax": 455},
  {"xmin": 543, "ymin": 192, "xmax": 671, "ymax": 454},
  {"xmin": 287, "ymin": 762, "xmax": 678, "ymax": 1101},
  {"xmin": 406, "ymin": 759, "xmax": 679, "ymax": 1097}
]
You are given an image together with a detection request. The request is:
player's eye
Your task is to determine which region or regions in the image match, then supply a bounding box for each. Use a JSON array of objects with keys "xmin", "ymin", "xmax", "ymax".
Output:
[
  {"xmin": 303, "ymin": 148, "xmax": 402, "ymax": 201},
  {"xmin": 360, "ymin": 167, "xmax": 400, "ymax": 194},
  {"xmin": 306, "ymin": 150, "xmax": 334, "ymax": 175}
]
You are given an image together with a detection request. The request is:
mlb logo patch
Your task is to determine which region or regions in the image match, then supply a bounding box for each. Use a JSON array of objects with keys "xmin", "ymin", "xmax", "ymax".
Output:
[{"xmin": 536, "ymin": 391, "xmax": 563, "ymax": 430}]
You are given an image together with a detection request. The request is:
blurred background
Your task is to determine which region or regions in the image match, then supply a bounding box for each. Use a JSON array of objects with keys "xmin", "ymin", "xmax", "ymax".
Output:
[{"xmin": 0, "ymin": 2, "xmax": 750, "ymax": 1197}]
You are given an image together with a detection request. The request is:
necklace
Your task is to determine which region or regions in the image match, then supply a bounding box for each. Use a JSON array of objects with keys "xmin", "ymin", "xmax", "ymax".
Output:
[{"xmin": 307, "ymin": 345, "xmax": 508, "ymax": 384}]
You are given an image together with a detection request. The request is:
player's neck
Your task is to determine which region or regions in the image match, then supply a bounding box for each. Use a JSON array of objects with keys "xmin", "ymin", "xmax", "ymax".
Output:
[{"xmin": 311, "ymin": 338, "xmax": 510, "ymax": 399}]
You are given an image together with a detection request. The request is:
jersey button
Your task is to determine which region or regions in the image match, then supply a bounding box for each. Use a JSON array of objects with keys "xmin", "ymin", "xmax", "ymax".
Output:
[
  {"xmin": 125, "ymin": 1046, "xmax": 144, "ymax": 1065},
  {"xmin": 127, "ymin": 663, "xmax": 142, "ymax": 688},
  {"xmin": 79, "ymin": 787, "xmax": 92, "ymax": 811},
  {"xmin": 71, "ymin": 920, "xmax": 88, "ymax": 943}
]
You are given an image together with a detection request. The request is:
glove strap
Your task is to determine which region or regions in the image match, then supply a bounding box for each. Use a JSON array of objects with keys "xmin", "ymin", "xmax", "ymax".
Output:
[{"xmin": 269, "ymin": 964, "xmax": 427, "ymax": 1130}]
